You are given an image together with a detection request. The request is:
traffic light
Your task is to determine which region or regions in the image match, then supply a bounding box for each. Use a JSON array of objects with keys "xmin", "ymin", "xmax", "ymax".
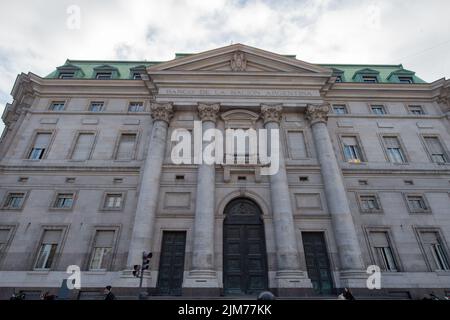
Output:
[
  {"xmin": 132, "ymin": 264, "xmax": 141, "ymax": 278},
  {"xmin": 142, "ymin": 252, "xmax": 153, "ymax": 270}
]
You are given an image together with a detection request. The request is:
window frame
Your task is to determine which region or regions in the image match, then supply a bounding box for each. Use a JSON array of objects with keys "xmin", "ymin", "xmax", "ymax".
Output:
[
  {"xmin": 362, "ymin": 75, "xmax": 379, "ymax": 83},
  {"xmin": 31, "ymin": 225, "xmax": 69, "ymax": 271},
  {"xmin": 67, "ymin": 130, "xmax": 98, "ymax": 161},
  {"xmin": 332, "ymin": 104, "xmax": 349, "ymax": 115},
  {"xmin": 420, "ymin": 134, "xmax": 449, "ymax": 164},
  {"xmin": 369, "ymin": 104, "xmax": 388, "ymax": 115},
  {"xmin": 87, "ymin": 100, "xmax": 107, "ymax": 112},
  {"xmin": 356, "ymin": 193, "xmax": 383, "ymax": 214},
  {"xmin": 338, "ymin": 133, "xmax": 367, "ymax": 163},
  {"xmin": 48, "ymin": 100, "xmax": 67, "ymax": 112},
  {"xmin": 363, "ymin": 226, "xmax": 402, "ymax": 272},
  {"xmin": 414, "ymin": 227, "xmax": 450, "ymax": 272},
  {"xmin": 407, "ymin": 104, "xmax": 426, "ymax": 115},
  {"xmin": 95, "ymin": 72, "xmax": 112, "ymax": 80},
  {"xmin": 403, "ymin": 193, "xmax": 431, "ymax": 214},
  {"xmin": 112, "ymin": 131, "xmax": 140, "ymax": 161},
  {"xmin": 127, "ymin": 101, "xmax": 146, "ymax": 113},
  {"xmin": 1, "ymin": 191, "xmax": 29, "ymax": 211},
  {"xmin": 50, "ymin": 191, "xmax": 77, "ymax": 211},
  {"xmin": 100, "ymin": 191, "xmax": 126, "ymax": 211},
  {"xmin": 0, "ymin": 224, "xmax": 17, "ymax": 264},
  {"xmin": 58, "ymin": 72, "xmax": 75, "ymax": 79},
  {"xmin": 379, "ymin": 133, "xmax": 409, "ymax": 164},
  {"xmin": 86, "ymin": 226, "xmax": 120, "ymax": 271},
  {"xmin": 23, "ymin": 130, "xmax": 56, "ymax": 161}
]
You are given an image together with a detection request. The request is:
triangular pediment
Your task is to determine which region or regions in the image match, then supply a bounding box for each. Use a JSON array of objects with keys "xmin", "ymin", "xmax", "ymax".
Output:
[{"xmin": 147, "ymin": 44, "xmax": 331, "ymax": 74}]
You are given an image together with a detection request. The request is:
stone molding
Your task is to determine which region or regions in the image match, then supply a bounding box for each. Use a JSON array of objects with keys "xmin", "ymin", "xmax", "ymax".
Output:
[
  {"xmin": 260, "ymin": 104, "xmax": 283, "ymax": 125},
  {"xmin": 198, "ymin": 103, "xmax": 220, "ymax": 122},
  {"xmin": 306, "ymin": 104, "xmax": 330, "ymax": 125},
  {"xmin": 150, "ymin": 103, "xmax": 173, "ymax": 123},
  {"xmin": 230, "ymin": 51, "xmax": 247, "ymax": 71}
]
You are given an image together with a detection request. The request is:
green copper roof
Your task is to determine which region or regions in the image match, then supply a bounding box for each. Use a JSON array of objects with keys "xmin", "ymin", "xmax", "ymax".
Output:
[{"xmin": 45, "ymin": 58, "xmax": 427, "ymax": 83}]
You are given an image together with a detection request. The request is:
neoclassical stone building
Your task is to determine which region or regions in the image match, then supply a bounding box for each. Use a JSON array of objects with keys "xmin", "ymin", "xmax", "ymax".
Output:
[{"xmin": 0, "ymin": 44, "xmax": 449, "ymax": 299}]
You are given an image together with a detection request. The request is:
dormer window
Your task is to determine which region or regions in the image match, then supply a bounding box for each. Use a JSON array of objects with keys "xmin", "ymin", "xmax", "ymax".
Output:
[
  {"xmin": 132, "ymin": 72, "xmax": 142, "ymax": 80},
  {"xmin": 59, "ymin": 72, "xmax": 74, "ymax": 79},
  {"xmin": 362, "ymin": 76, "xmax": 378, "ymax": 83},
  {"xmin": 398, "ymin": 76, "xmax": 413, "ymax": 84},
  {"xmin": 335, "ymin": 75, "xmax": 343, "ymax": 83},
  {"xmin": 96, "ymin": 72, "xmax": 112, "ymax": 80}
]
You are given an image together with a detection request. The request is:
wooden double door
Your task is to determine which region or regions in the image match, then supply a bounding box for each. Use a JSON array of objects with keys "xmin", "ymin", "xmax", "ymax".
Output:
[{"xmin": 223, "ymin": 198, "xmax": 268, "ymax": 295}]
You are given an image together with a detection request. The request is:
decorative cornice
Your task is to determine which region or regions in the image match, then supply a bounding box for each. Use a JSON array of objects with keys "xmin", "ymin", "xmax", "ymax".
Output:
[
  {"xmin": 198, "ymin": 103, "xmax": 220, "ymax": 122},
  {"xmin": 306, "ymin": 104, "xmax": 330, "ymax": 125},
  {"xmin": 260, "ymin": 104, "xmax": 282, "ymax": 124},
  {"xmin": 150, "ymin": 103, "xmax": 173, "ymax": 123}
]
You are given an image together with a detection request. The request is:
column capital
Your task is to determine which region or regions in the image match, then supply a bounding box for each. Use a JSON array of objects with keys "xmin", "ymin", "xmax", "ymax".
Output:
[
  {"xmin": 150, "ymin": 103, "xmax": 173, "ymax": 123},
  {"xmin": 198, "ymin": 103, "xmax": 220, "ymax": 123},
  {"xmin": 261, "ymin": 104, "xmax": 282, "ymax": 125},
  {"xmin": 306, "ymin": 104, "xmax": 330, "ymax": 125}
]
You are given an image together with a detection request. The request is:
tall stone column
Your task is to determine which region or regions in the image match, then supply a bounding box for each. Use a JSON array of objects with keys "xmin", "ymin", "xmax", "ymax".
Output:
[
  {"xmin": 306, "ymin": 104, "xmax": 364, "ymax": 275},
  {"xmin": 261, "ymin": 104, "xmax": 310, "ymax": 292},
  {"xmin": 183, "ymin": 103, "xmax": 220, "ymax": 294},
  {"xmin": 126, "ymin": 103, "xmax": 173, "ymax": 268}
]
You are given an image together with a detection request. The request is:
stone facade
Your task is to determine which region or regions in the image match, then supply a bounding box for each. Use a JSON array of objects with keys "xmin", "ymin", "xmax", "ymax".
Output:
[{"xmin": 0, "ymin": 44, "xmax": 450, "ymax": 299}]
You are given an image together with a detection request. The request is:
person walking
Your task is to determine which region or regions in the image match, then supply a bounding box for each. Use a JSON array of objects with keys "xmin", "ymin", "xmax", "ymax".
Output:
[
  {"xmin": 342, "ymin": 287, "xmax": 355, "ymax": 300},
  {"xmin": 104, "ymin": 285, "xmax": 116, "ymax": 300}
]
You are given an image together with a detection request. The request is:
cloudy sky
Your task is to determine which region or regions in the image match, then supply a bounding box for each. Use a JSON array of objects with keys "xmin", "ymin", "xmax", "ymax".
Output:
[{"xmin": 1, "ymin": 0, "xmax": 450, "ymax": 131}]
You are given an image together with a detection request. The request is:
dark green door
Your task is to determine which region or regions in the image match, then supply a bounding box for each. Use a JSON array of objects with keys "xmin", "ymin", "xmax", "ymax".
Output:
[
  {"xmin": 223, "ymin": 198, "xmax": 268, "ymax": 295},
  {"xmin": 156, "ymin": 231, "xmax": 186, "ymax": 295},
  {"xmin": 302, "ymin": 232, "xmax": 333, "ymax": 295}
]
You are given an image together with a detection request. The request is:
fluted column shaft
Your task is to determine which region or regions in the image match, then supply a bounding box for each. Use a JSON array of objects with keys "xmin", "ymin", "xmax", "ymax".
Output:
[
  {"xmin": 261, "ymin": 105, "xmax": 302, "ymax": 272},
  {"xmin": 127, "ymin": 103, "xmax": 173, "ymax": 267},
  {"xmin": 191, "ymin": 103, "xmax": 220, "ymax": 271},
  {"xmin": 306, "ymin": 104, "xmax": 364, "ymax": 271}
]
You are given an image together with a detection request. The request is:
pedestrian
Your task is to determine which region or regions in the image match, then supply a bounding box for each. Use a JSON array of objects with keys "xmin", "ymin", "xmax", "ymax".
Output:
[
  {"xmin": 342, "ymin": 287, "xmax": 355, "ymax": 300},
  {"xmin": 104, "ymin": 285, "xmax": 116, "ymax": 300},
  {"xmin": 41, "ymin": 291, "xmax": 56, "ymax": 300}
]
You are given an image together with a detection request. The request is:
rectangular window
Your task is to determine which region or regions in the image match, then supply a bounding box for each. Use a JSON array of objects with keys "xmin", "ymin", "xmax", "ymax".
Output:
[
  {"xmin": 0, "ymin": 229, "xmax": 11, "ymax": 254},
  {"xmin": 398, "ymin": 76, "xmax": 413, "ymax": 84},
  {"xmin": 408, "ymin": 105, "xmax": 425, "ymax": 115},
  {"xmin": 58, "ymin": 72, "xmax": 74, "ymax": 79},
  {"xmin": 287, "ymin": 131, "xmax": 307, "ymax": 159},
  {"xmin": 333, "ymin": 105, "xmax": 347, "ymax": 114},
  {"xmin": 95, "ymin": 72, "xmax": 112, "ymax": 80},
  {"xmin": 341, "ymin": 136, "xmax": 363, "ymax": 162},
  {"xmin": 359, "ymin": 195, "xmax": 381, "ymax": 212},
  {"xmin": 371, "ymin": 105, "xmax": 386, "ymax": 114},
  {"xmin": 132, "ymin": 72, "xmax": 142, "ymax": 80},
  {"xmin": 370, "ymin": 232, "xmax": 398, "ymax": 271},
  {"xmin": 104, "ymin": 194, "xmax": 123, "ymax": 209},
  {"xmin": 335, "ymin": 75, "xmax": 342, "ymax": 83},
  {"xmin": 28, "ymin": 132, "xmax": 52, "ymax": 160},
  {"xmin": 88, "ymin": 101, "xmax": 104, "ymax": 112},
  {"xmin": 3, "ymin": 192, "xmax": 25, "ymax": 209},
  {"xmin": 406, "ymin": 195, "xmax": 429, "ymax": 213},
  {"xmin": 362, "ymin": 76, "xmax": 378, "ymax": 83},
  {"xmin": 424, "ymin": 136, "xmax": 447, "ymax": 164},
  {"xmin": 115, "ymin": 133, "xmax": 137, "ymax": 160},
  {"xmin": 128, "ymin": 102, "xmax": 144, "ymax": 112},
  {"xmin": 49, "ymin": 101, "xmax": 66, "ymax": 111},
  {"xmin": 420, "ymin": 232, "xmax": 450, "ymax": 271},
  {"xmin": 34, "ymin": 230, "xmax": 61, "ymax": 270},
  {"xmin": 53, "ymin": 193, "xmax": 74, "ymax": 209},
  {"xmin": 383, "ymin": 136, "xmax": 406, "ymax": 163},
  {"xmin": 71, "ymin": 133, "xmax": 95, "ymax": 160},
  {"xmin": 89, "ymin": 230, "xmax": 115, "ymax": 270}
]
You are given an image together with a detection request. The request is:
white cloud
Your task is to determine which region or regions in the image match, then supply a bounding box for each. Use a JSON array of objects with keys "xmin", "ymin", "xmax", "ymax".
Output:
[{"xmin": 1, "ymin": 0, "xmax": 450, "ymax": 131}]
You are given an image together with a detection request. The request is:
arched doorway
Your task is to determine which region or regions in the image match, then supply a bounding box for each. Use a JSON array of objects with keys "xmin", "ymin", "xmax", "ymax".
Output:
[{"xmin": 223, "ymin": 198, "xmax": 268, "ymax": 295}]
